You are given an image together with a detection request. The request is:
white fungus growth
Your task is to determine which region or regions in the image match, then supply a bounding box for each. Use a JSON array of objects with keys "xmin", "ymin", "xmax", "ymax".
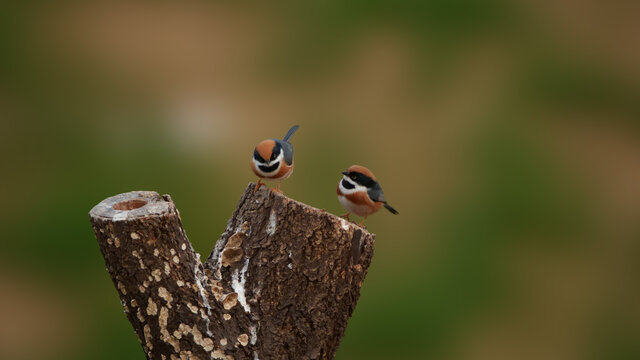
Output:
[
  {"xmin": 131, "ymin": 232, "xmax": 140, "ymax": 240},
  {"xmin": 340, "ymin": 218, "xmax": 350, "ymax": 231},
  {"xmin": 232, "ymin": 258, "xmax": 251, "ymax": 313},
  {"xmin": 250, "ymin": 325, "xmax": 258, "ymax": 345},
  {"xmin": 215, "ymin": 249, "xmax": 224, "ymax": 278},
  {"xmin": 266, "ymin": 210, "xmax": 277, "ymax": 236},
  {"xmin": 193, "ymin": 265, "xmax": 213, "ymax": 336},
  {"xmin": 194, "ymin": 268, "xmax": 211, "ymax": 309},
  {"xmin": 181, "ymin": 243, "xmax": 187, "ymax": 250},
  {"xmin": 235, "ymin": 221, "xmax": 247, "ymax": 234},
  {"xmin": 173, "ymin": 256, "xmax": 180, "ymax": 264}
]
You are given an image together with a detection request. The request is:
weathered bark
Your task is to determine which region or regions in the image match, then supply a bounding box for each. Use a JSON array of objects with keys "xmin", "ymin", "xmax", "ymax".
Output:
[{"xmin": 89, "ymin": 183, "xmax": 375, "ymax": 360}]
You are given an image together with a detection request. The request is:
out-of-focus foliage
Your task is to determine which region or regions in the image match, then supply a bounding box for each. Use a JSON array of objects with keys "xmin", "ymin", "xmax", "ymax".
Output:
[{"xmin": 1, "ymin": 1, "xmax": 639, "ymax": 359}]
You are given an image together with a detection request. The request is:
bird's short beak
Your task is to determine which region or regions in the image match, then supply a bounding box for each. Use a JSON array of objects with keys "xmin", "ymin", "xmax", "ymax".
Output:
[{"xmin": 341, "ymin": 171, "xmax": 348, "ymax": 176}]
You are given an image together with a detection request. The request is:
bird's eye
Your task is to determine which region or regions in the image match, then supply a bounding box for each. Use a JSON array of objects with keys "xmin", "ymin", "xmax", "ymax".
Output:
[
  {"xmin": 350, "ymin": 174, "xmax": 357, "ymax": 181},
  {"xmin": 270, "ymin": 152, "xmax": 277, "ymax": 161}
]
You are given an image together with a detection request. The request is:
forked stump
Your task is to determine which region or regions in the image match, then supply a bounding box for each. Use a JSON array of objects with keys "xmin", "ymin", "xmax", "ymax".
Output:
[{"xmin": 89, "ymin": 183, "xmax": 375, "ymax": 360}]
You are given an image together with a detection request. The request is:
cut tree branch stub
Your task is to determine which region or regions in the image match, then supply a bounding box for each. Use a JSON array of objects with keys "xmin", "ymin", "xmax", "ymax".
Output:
[{"xmin": 89, "ymin": 184, "xmax": 375, "ymax": 360}]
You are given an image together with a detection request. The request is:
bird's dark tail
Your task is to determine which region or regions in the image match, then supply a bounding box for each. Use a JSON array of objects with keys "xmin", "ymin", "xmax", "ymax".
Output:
[
  {"xmin": 384, "ymin": 203, "xmax": 398, "ymax": 214},
  {"xmin": 283, "ymin": 125, "xmax": 299, "ymax": 142}
]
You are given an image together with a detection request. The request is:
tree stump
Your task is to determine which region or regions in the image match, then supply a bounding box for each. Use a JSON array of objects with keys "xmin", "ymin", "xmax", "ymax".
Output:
[{"xmin": 89, "ymin": 183, "xmax": 375, "ymax": 360}]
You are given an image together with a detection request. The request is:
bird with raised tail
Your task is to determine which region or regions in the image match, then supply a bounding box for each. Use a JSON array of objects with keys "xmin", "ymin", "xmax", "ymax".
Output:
[
  {"xmin": 251, "ymin": 125, "xmax": 299, "ymax": 194},
  {"xmin": 337, "ymin": 165, "xmax": 398, "ymax": 226}
]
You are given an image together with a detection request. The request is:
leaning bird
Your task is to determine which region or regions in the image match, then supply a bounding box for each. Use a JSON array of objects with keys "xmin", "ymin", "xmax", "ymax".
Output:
[{"xmin": 337, "ymin": 165, "xmax": 398, "ymax": 226}]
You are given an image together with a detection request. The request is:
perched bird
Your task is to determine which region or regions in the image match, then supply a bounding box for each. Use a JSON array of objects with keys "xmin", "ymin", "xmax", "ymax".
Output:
[
  {"xmin": 337, "ymin": 165, "xmax": 398, "ymax": 226},
  {"xmin": 251, "ymin": 125, "xmax": 299, "ymax": 193}
]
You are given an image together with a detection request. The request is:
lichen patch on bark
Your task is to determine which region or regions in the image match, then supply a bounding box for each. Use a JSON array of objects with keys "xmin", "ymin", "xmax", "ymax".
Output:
[
  {"xmin": 152, "ymin": 269, "xmax": 162, "ymax": 282},
  {"xmin": 147, "ymin": 298, "xmax": 158, "ymax": 316},
  {"xmin": 137, "ymin": 308, "xmax": 145, "ymax": 322},
  {"xmin": 144, "ymin": 324, "xmax": 153, "ymax": 349},
  {"xmin": 221, "ymin": 293, "xmax": 238, "ymax": 310},
  {"xmin": 159, "ymin": 306, "xmax": 180, "ymax": 352},
  {"xmin": 187, "ymin": 303, "xmax": 199, "ymax": 314},
  {"xmin": 117, "ymin": 281, "xmax": 127, "ymax": 295},
  {"xmin": 158, "ymin": 287, "xmax": 173, "ymax": 308},
  {"xmin": 237, "ymin": 334, "xmax": 249, "ymax": 347}
]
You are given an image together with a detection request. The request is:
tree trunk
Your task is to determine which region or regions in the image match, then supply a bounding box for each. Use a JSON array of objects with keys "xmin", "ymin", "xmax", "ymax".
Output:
[{"xmin": 89, "ymin": 183, "xmax": 375, "ymax": 360}]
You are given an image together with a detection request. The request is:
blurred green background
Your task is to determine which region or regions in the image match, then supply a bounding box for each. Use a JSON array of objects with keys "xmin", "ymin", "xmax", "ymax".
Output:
[{"xmin": 1, "ymin": 1, "xmax": 639, "ymax": 359}]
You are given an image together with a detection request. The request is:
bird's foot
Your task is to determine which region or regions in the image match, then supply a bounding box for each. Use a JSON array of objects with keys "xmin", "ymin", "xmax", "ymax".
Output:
[
  {"xmin": 254, "ymin": 179, "xmax": 264, "ymax": 192},
  {"xmin": 271, "ymin": 182, "xmax": 284, "ymax": 194}
]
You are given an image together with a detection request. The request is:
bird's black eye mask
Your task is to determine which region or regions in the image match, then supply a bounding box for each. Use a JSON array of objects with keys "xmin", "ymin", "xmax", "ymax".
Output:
[
  {"xmin": 346, "ymin": 172, "xmax": 376, "ymax": 187},
  {"xmin": 341, "ymin": 179, "xmax": 355, "ymax": 190},
  {"xmin": 254, "ymin": 143, "xmax": 282, "ymax": 164}
]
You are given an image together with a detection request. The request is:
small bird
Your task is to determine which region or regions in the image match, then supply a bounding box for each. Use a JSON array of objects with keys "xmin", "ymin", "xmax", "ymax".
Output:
[
  {"xmin": 337, "ymin": 165, "xmax": 398, "ymax": 226},
  {"xmin": 251, "ymin": 125, "xmax": 299, "ymax": 193}
]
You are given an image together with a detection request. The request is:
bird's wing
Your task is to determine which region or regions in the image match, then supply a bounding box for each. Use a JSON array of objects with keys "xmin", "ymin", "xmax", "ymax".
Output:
[
  {"xmin": 367, "ymin": 182, "xmax": 386, "ymax": 203},
  {"xmin": 275, "ymin": 139, "xmax": 294, "ymax": 165}
]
